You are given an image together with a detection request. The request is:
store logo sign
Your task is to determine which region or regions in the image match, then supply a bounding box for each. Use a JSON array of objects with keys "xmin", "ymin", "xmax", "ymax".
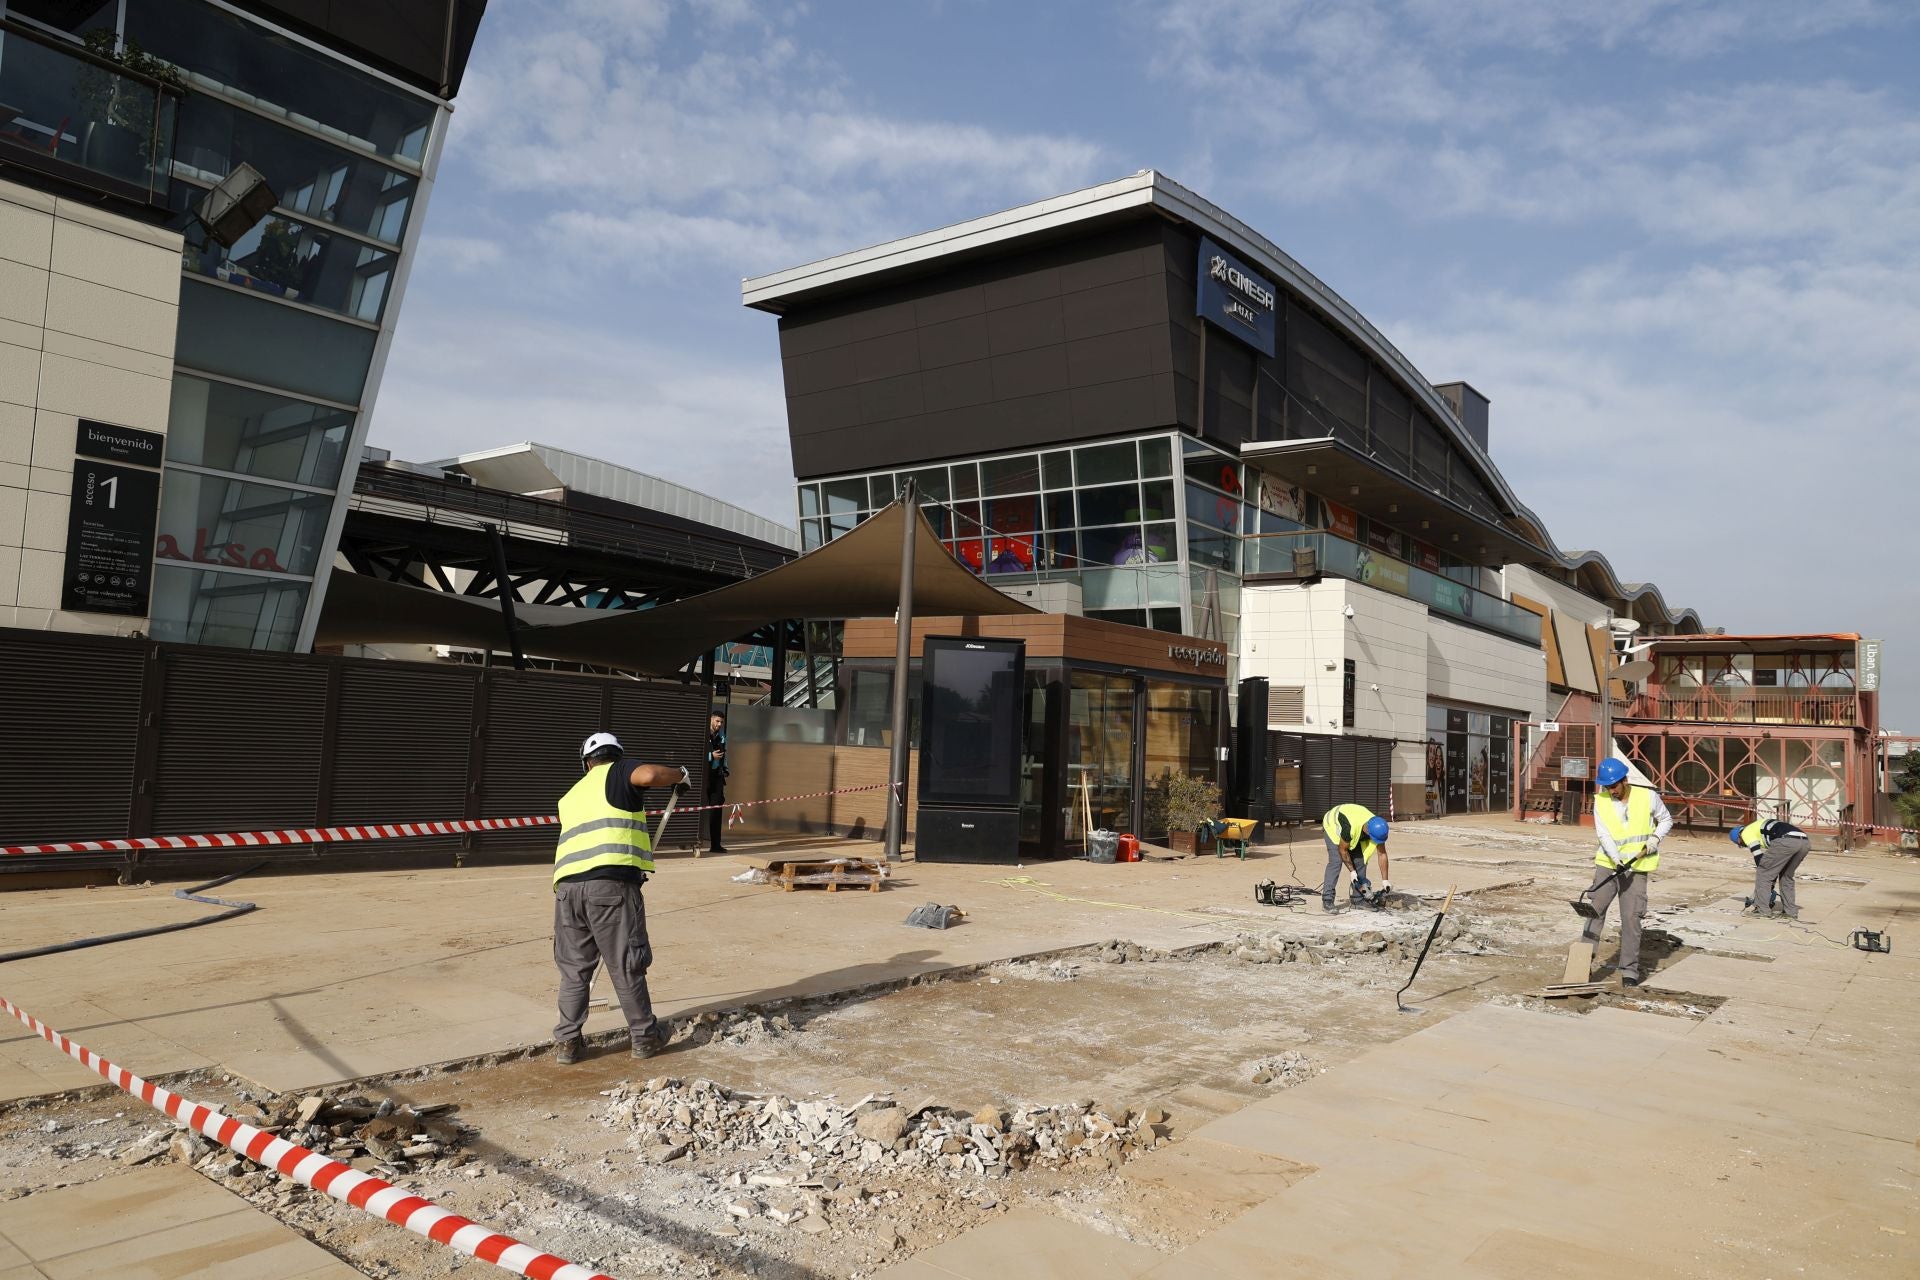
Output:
[
  {"xmin": 1169, "ymin": 644, "xmax": 1227, "ymax": 669},
  {"xmin": 1196, "ymin": 236, "xmax": 1277, "ymax": 356}
]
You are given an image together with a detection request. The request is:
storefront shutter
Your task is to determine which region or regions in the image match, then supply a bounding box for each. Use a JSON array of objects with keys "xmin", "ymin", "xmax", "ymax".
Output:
[
  {"xmin": 1332, "ymin": 739, "xmax": 1358, "ymax": 803},
  {"xmin": 478, "ymin": 673, "xmax": 609, "ymax": 820},
  {"xmin": 608, "ymin": 681, "xmax": 712, "ymax": 836},
  {"xmin": 152, "ymin": 652, "xmax": 327, "ymax": 835},
  {"xmin": 1304, "ymin": 736, "xmax": 1333, "ymax": 819},
  {"xmin": 329, "ymin": 663, "xmax": 477, "ymax": 861},
  {"xmin": 0, "ymin": 636, "xmax": 144, "ymax": 843}
]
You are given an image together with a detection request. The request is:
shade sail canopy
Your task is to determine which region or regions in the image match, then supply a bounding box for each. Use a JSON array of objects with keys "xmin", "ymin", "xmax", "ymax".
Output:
[{"xmin": 316, "ymin": 499, "xmax": 1035, "ymax": 673}]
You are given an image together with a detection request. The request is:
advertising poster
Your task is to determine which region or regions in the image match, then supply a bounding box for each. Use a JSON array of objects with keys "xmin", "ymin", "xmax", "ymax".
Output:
[
  {"xmin": 1256, "ymin": 474, "xmax": 1304, "ymax": 523},
  {"xmin": 1364, "ymin": 521, "xmax": 1403, "ymax": 559},
  {"xmin": 1413, "ymin": 540, "xmax": 1441, "ymax": 572},
  {"xmin": 1324, "ymin": 500, "xmax": 1359, "ymax": 540},
  {"xmin": 1355, "ymin": 549, "xmax": 1409, "ymax": 598}
]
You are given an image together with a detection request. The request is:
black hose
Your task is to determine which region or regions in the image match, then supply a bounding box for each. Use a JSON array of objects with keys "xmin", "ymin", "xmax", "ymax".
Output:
[{"xmin": 0, "ymin": 864, "xmax": 263, "ymax": 965}]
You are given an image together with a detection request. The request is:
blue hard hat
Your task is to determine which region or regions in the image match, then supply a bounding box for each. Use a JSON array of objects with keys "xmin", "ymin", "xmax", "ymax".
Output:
[
  {"xmin": 1595, "ymin": 758, "xmax": 1629, "ymax": 787},
  {"xmin": 1364, "ymin": 816, "xmax": 1390, "ymax": 843},
  {"xmin": 1728, "ymin": 826, "xmax": 1745, "ymax": 844}
]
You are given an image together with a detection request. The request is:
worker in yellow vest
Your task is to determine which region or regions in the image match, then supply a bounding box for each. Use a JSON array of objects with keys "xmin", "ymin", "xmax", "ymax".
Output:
[
  {"xmin": 1321, "ymin": 803, "xmax": 1389, "ymax": 912},
  {"xmin": 1730, "ymin": 818, "xmax": 1811, "ymax": 918},
  {"xmin": 1580, "ymin": 757, "xmax": 1673, "ymax": 986},
  {"xmin": 551, "ymin": 731, "xmax": 690, "ymax": 1066}
]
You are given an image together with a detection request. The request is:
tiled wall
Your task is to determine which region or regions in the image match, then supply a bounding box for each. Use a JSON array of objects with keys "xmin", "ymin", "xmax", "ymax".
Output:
[
  {"xmin": 0, "ymin": 180, "xmax": 181, "ymax": 634},
  {"xmin": 1242, "ymin": 575, "xmax": 1549, "ymax": 798}
]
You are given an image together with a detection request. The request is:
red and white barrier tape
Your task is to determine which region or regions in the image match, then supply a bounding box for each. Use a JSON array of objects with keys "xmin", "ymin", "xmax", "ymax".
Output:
[
  {"xmin": 0, "ymin": 994, "xmax": 614, "ymax": 1280},
  {"xmin": 0, "ymin": 782, "xmax": 903, "ymax": 858}
]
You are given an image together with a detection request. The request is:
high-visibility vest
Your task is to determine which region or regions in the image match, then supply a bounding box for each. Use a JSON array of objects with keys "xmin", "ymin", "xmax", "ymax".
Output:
[
  {"xmin": 553, "ymin": 763, "xmax": 655, "ymax": 886},
  {"xmin": 1322, "ymin": 803, "xmax": 1381, "ymax": 865},
  {"xmin": 1735, "ymin": 819, "xmax": 1768, "ymax": 853},
  {"xmin": 1594, "ymin": 788, "xmax": 1658, "ymax": 872}
]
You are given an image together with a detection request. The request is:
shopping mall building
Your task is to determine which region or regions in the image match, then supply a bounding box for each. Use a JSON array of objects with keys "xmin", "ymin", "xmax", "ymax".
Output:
[
  {"xmin": 0, "ymin": 0, "xmax": 484, "ymax": 651},
  {"xmin": 743, "ymin": 170, "xmax": 1713, "ymax": 818}
]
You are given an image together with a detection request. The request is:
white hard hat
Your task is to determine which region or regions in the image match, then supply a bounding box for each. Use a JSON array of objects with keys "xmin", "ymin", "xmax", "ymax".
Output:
[{"xmin": 580, "ymin": 731, "xmax": 622, "ymax": 760}]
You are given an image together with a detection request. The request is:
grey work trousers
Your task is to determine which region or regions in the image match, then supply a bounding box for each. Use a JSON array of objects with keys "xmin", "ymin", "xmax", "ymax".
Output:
[
  {"xmin": 1753, "ymin": 834, "xmax": 1812, "ymax": 917},
  {"xmin": 1322, "ymin": 834, "xmax": 1372, "ymax": 905},
  {"xmin": 553, "ymin": 876, "xmax": 659, "ymax": 1046},
  {"xmin": 1579, "ymin": 866, "xmax": 1649, "ymax": 979}
]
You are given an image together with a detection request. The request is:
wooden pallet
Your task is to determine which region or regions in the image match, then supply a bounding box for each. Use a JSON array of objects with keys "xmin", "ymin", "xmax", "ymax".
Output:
[
  {"xmin": 768, "ymin": 858, "xmax": 886, "ymax": 893},
  {"xmin": 1542, "ymin": 982, "xmax": 1608, "ymax": 999}
]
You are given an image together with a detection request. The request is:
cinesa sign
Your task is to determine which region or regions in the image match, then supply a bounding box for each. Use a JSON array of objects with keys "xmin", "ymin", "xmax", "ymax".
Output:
[{"xmin": 1196, "ymin": 236, "xmax": 1277, "ymax": 356}]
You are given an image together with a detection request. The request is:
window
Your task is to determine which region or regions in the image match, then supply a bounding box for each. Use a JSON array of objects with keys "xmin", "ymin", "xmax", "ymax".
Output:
[
  {"xmin": 128, "ymin": 0, "xmax": 438, "ymax": 163},
  {"xmin": 148, "ymin": 566, "xmax": 309, "ymax": 650},
  {"xmin": 981, "ymin": 453, "xmax": 1040, "ymax": 496},
  {"xmin": 1075, "ymin": 441, "xmax": 1136, "ymax": 485},
  {"xmin": 170, "ymin": 198, "xmax": 397, "ymax": 323},
  {"xmin": 1042, "ymin": 450, "xmax": 1072, "ymax": 488},
  {"xmin": 154, "ymin": 471, "xmax": 334, "ymax": 577},
  {"xmin": 1342, "ymin": 659, "xmax": 1356, "ymax": 729},
  {"xmin": 1139, "ymin": 437, "xmax": 1172, "ymax": 477},
  {"xmin": 164, "ymin": 374, "xmax": 353, "ymax": 489},
  {"xmin": 168, "ymin": 92, "xmax": 417, "ymax": 244}
]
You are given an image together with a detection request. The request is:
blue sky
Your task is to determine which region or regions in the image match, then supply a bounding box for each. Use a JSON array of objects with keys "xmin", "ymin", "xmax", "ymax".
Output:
[{"xmin": 372, "ymin": 0, "xmax": 1920, "ymax": 729}]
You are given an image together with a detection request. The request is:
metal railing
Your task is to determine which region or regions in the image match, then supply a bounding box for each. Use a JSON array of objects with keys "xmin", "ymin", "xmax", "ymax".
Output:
[
  {"xmin": 0, "ymin": 19, "xmax": 179, "ymax": 205},
  {"xmin": 1245, "ymin": 530, "xmax": 1542, "ymax": 645},
  {"xmin": 1621, "ymin": 685, "xmax": 1859, "ymax": 727},
  {"xmin": 351, "ymin": 466, "xmax": 793, "ymax": 580}
]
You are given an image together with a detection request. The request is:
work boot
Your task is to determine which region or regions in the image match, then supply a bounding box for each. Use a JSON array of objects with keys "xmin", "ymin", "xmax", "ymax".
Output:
[
  {"xmin": 1621, "ymin": 973, "xmax": 1643, "ymax": 988},
  {"xmin": 554, "ymin": 1038, "xmax": 586, "ymax": 1066},
  {"xmin": 632, "ymin": 1030, "xmax": 667, "ymax": 1059}
]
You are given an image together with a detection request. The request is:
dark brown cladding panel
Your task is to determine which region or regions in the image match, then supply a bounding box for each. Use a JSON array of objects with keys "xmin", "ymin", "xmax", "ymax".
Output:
[{"xmin": 778, "ymin": 219, "xmax": 1185, "ymax": 477}]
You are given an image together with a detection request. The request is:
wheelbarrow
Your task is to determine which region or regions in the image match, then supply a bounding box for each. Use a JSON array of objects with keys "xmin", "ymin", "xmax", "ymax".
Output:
[{"xmin": 1210, "ymin": 817, "xmax": 1257, "ymax": 860}]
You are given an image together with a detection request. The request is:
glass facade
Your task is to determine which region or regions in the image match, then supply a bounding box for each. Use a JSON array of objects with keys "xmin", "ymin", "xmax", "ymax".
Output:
[
  {"xmin": 797, "ymin": 432, "xmax": 1195, "ymax": 636},
  {"xmin": 2, "ymin": 0, "xmax": 450, "ymax": 649}
]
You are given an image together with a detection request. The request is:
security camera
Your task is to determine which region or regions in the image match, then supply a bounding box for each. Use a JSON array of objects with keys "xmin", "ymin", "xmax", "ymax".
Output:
[
  {"xmin": 1342, "ymin": 605, "xmax": 1356, "ymax": 619},
  {"xmin": 1370, "ymin": 683, "xmax": 1380, "ymax": 692}
]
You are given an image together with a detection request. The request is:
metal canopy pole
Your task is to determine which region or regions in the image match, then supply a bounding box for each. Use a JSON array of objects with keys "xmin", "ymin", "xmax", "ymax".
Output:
[
  {"xmin": 484, "ymin": 522, "xmax": 527, "ymax": 671},
  {"xmin": 884, "ymin": 482, "xmax": 919, "ymax": 862}
]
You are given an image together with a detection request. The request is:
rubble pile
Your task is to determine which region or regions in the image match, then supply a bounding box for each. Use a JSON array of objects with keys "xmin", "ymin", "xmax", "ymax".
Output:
[
  {"xmin": 993, "ymin": 959, "xmax": 1082, "ymax": 982},
  {"xmin": 1247, "ymin": 1050, "xmax": 1318, "ymax": 1086},
  {"xmin": 118, "ymin": 1091, "xmax": 475, "ymax": 1194},
  {"xmin": 603, "ymin": 1077, "xmax": 1173, "ymax": 1180}
]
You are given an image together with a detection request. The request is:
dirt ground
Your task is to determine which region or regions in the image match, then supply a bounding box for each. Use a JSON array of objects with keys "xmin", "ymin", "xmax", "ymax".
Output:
[{"xmin": 0, "ymin": 819, "xmax": 1848, "ymax": 1278}]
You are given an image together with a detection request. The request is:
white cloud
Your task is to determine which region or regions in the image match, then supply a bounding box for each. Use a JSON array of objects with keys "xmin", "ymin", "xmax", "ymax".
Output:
[
  {"xmin": 415, "ymin": 234, "xmax": 505, "ymax": 274},
  {"xmin": 372, "ymin": 303, "xmax": 794, "ymax": 525},
  {"xmin": 449, "ymin": 1, "xmax": 1104, "ymax": 279}
]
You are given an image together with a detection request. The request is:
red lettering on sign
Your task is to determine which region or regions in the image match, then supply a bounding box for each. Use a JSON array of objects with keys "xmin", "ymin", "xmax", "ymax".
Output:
[{"xmin": 156, "ymin": 529, "xmax": 288, "ymax": 573}]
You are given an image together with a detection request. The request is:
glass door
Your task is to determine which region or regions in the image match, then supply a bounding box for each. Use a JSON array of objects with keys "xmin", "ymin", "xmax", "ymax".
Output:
[{"xmin": 1067, "ymin": 673, "xmax": 1137, "ymax": 843}]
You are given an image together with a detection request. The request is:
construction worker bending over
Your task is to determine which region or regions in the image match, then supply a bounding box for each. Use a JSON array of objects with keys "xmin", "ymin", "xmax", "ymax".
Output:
[
  {"xmin": 551, "ymin": 731, "xmax": 689, "ymax": 1066},
  {"xmin": 1732, "ymin": 818, "xmax": 1811, "ymax": 918},
  {"xmin": 1582, "ymin": 758, "xmax": 1672, "ymax": 987},
  {"xmin": 1321, "ymin": 803, "xmax": 1389, "ymax": 913}
]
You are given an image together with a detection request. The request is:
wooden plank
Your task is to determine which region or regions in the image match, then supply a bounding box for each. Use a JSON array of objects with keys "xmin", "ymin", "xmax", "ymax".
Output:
[
  {"xmin": 1562, "ymin": 940, "xmax": 1595, "ymax": 985},
  {"xmin": 1511, "ymin": 593, "xmax": 1560, "ymax": 686}
]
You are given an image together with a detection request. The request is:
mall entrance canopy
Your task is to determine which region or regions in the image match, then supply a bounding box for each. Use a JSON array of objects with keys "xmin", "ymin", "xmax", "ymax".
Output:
[{"xmin": 314, "ymin": 497, "xmax": 1035, "ymax": 675}]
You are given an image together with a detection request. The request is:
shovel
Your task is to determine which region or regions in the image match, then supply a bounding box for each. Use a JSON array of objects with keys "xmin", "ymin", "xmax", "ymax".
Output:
[
  {"xmin": 1395, "ymin": 885, "xmax": 1457, "ymax": 1013},
  {"xmin": 1570, "ymin": 859, "xmax": 1635, "ymax": 920}
]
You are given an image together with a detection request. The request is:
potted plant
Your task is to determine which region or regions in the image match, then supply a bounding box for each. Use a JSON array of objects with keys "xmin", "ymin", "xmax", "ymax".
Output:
[
  {"xmin": 75, "ymin": 33, "xmax": 184, "ymax": 178},
  {"xmin": 1152, "ymin": 770, "xmax": 1222, "ymax": 854},
  {"xmin": 247, "ymin": 219, "xmax": 303, "ymax": 295}
]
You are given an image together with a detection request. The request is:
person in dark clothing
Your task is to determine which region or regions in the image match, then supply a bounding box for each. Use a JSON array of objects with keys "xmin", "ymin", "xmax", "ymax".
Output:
[{"xmin": 706, "ymin": 712, "xmax": 730, "ymax": 854}]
